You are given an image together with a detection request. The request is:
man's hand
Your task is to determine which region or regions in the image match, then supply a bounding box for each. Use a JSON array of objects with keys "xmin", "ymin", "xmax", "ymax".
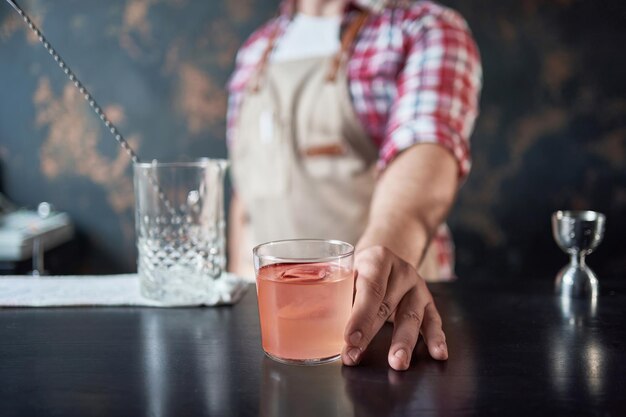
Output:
[{"xmin": 341, "ymin": 245, "xmax": 448, "ymax": 371}]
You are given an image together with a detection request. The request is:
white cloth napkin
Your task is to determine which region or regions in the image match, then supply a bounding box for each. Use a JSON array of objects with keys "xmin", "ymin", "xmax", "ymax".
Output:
[{"xmin": 0, "ymin": 273, "xmax": 249, "ymax": 307}]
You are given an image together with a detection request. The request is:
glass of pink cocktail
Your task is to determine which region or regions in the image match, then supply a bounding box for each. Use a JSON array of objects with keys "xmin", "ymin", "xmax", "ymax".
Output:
[{"xmin": 253, "ymin": 239, "xmax": 355, "ymax": 365}]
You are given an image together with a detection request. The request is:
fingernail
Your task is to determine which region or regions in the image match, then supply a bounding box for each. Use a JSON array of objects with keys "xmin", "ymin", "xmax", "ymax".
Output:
[
  {"xmin": 394, "ymin": 349, "xmax": 407, "ymax": 361},
  {"xmin": 349, "ymin": 331, "xmax": 362, "ymax": 346},
  {"xmin": 348, "ymin": 347, "xmax": 360, "ymax": 364},
  {"xmin": 438, "ymin": 342, "xmax": 448, "ymax": 358}
]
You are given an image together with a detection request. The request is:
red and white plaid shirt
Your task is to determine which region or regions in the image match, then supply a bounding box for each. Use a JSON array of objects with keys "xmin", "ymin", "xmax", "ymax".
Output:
[{"xmin": 227, "ymin": 0, "xmax": 482, "ymax": 280}]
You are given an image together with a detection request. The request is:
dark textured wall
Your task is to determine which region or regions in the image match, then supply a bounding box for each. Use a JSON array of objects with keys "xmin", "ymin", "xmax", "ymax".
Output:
[
  {"xmin": 446, "ymin": 0, "xmax": 626, "ymax": 281},
  {"xmin": 1, "ymin": 0, "xmax": 624, "ymax": 280}
]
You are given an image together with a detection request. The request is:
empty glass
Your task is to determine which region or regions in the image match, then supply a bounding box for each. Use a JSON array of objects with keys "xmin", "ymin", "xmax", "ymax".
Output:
[{"xmin": 134, "ymin": 160, "xmax": 228, "ymax": 304}]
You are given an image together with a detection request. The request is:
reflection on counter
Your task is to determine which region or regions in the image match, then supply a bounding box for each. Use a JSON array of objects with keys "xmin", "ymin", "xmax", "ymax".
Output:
[
  {"xmin": 342, "ymin": 347, "xmax": 476, "ymax": 416},
  {"xmin": 139, "ymin": 309, "xmax": 232, "ymax": 417},
  {"xmin": 260, "ymin": 357, "xmax": 353, "ymax": 417},
  {"xmin": 550, "ymin": 294, "xmax": 606, "ymax": 405},
  {"xmin": 558, "ymin": 293, "xmax": 598, "ymax": 325},
  {"xmin": 339, "ymin": 300, "xmax": 477, "ymax": 417}
]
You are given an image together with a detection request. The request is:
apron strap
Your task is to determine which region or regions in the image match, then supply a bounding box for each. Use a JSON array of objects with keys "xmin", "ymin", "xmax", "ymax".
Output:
[
  {"xmin": 326, "ymin": 10, "xmax": 370, "ymax": 82},
  {"xmin": 251, "ymin": 12, "xmax": 285, "ymax": 93},
  {"xmin": 250, "ymin": 9, "xmax": 370, "ymax": 92}
]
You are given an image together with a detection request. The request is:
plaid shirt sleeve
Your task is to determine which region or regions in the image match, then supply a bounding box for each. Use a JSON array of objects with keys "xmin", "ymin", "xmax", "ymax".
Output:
[{"xmin": 379, "ymin": 6, "xmax": 482, "ymax": 179}]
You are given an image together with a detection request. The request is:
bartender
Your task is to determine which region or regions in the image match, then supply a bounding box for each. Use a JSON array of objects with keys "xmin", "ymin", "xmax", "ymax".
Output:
[{"xmin": 227, "ymin": 0, "xmax": 482, "ymax": 371}]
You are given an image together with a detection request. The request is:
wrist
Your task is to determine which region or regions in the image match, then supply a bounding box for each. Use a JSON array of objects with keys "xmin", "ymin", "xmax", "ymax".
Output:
[{"xmin": 357, "ymin": 218, "xmax": 430, "ymax": 268}]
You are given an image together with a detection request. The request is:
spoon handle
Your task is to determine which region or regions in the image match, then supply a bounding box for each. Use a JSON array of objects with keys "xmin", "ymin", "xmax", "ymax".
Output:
[{"xmin": 5, "ymin": 0, "xmax": 140, "ymax": 164}]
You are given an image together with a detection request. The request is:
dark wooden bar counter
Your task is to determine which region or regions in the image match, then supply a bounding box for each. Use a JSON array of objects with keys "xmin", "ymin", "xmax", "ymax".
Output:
[{"xmin": 0, "ymin": 280, "xmax": 624, "ymax": 416}]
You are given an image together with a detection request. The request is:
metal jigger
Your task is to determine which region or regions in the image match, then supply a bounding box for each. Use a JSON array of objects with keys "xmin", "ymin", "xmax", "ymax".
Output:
[{"xmin": 552, "ymin": 210, "xmax": 606, "ymax": 298}]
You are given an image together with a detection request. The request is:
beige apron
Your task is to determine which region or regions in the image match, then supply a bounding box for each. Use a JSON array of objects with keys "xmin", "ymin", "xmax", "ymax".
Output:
[{"xmin": 230, "ymin": 55, "xmax": 440, "ymax": 279}]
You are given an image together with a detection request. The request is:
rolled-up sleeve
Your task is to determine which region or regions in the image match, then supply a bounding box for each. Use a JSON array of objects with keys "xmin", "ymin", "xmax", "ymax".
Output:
[{"xmin": 380, "ymin": 9, "xmax": 482, "ymax": 180}]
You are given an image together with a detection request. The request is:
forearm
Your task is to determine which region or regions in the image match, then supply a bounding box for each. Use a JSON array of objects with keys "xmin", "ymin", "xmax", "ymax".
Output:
[{"xmin": 357, "ymin": 143, "xmax": 459, "ymax": 269}]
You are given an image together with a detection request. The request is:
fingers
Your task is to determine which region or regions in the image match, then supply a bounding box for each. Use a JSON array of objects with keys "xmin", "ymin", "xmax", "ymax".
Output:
[
  {"xmin": 343, "ymin": 247, "xmax": 418, "ymax": 366},
  {"xmin": 342, "ymin": 247, "xmax": 393, "ymax": 366},
  {"xmin": 388, "ymin": 287, "xmax": 448, "ymax": 370},
  {"xmin": 420, "ymin": 301, "xmax": 448, "ymax": 360},
  {"xmin": 341, "ymin": 246, "xmax": 448, "ymax": 370},
  {"xmin": 387, "ymin": 287, "xmax": 422, "ymax": 371}
]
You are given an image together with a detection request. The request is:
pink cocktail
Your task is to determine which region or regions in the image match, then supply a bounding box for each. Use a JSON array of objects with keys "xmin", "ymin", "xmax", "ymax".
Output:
[{"xmin": 254, "ymin": 240, "xmax": 355, "ymax": 365}]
